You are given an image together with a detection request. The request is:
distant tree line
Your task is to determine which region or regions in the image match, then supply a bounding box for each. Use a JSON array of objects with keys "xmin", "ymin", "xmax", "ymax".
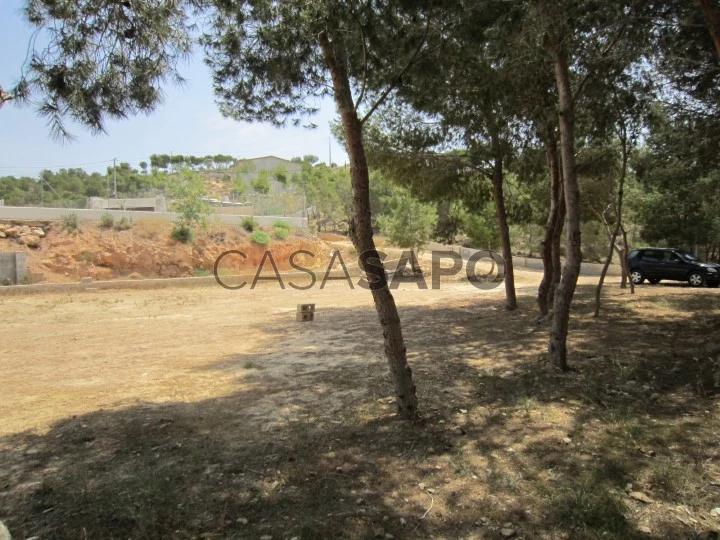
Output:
[
  {"xmin": 148, "ymin": 154, "xmax": 236, "ymax": 171},
  {"xmin": 0, "ymin": 164, "xmax": 167, "ymax": 206}
]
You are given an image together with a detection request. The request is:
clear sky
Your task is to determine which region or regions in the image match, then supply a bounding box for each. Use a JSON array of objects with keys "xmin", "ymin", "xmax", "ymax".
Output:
[{"xmin": 0, "ymin": 0, "xmax": 347, "ymax": 178}]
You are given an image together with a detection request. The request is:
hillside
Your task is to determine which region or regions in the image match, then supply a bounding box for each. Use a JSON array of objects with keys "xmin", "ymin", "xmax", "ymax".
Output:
[{"xmin": 0, "ymin": 219, "xmax": 330, "ymax": 283}]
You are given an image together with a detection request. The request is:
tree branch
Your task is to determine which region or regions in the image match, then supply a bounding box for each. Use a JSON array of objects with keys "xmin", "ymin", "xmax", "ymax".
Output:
[
  {"xmin": 572, "ymin": 0, "xmax": 649, "ymax": 104},
  {"xmin": 0, "ymin": 85, "xmax": 13, "ymax": 109},
  {"xmin": 353, "ymin": 14, "xmax": 369, "ymax": 113},
  {"xmin": 359, "ymin": 14, "xmax": 432, "ymax": 126}
]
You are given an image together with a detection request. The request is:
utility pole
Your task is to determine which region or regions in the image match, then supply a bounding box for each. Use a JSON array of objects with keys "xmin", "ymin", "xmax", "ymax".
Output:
[
  {"xmin": 328, "ymin": 138, "xmax": 332, "ymax": 166},
  {"xmin": 113, "ymin": 158, "xmax": 117, "ymax": 198}
]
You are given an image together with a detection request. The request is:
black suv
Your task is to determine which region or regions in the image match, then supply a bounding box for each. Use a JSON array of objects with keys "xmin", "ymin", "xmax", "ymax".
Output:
[{"xmin": 628, "ymin": 248, "xmax": 720, "ymax": 288}]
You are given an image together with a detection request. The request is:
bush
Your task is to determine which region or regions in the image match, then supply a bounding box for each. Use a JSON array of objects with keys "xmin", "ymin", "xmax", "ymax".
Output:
[
  {"xmin": 273, "ymin": 219, "xmax": 291, "ymax": 231},
  {"xmin": 171, "ymin": 224, "xmax": 194, "ymax": 243},
  {"xmin": 168, "ymin": 169, "xmax": 211, "ymax": 229},
  {"xmin": 76, "ymin": 250, "xmax": 94, "ymax": 263},
  {"xmin": 99, "ymin": 212, "xmax": 114, "ymax": 229},
  {"xmin": 61, "ymin": 212, "xmax": 80, "ymax": 233},
  {"xmin": 241, "ymin": 216, "xmax": 258, "ymax": 232},
  {"xmin": 251, "ymin": 230, "xmax": 271, "ymax": 245},
  {"xmin": 273, "ymin": 226, "xmax": 289, "ymax": 240},
  {"xmin": 114, "ymin": 217, "xmax": 132, "ymax": 231}
]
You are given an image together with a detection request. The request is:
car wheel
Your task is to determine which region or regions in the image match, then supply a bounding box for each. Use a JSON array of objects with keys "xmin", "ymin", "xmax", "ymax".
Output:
[
  {"xmin": 688, "ymin": 272, "xmax": 705, "ymax": 287},
  {"xmin": 648, "ymin": 278, "xmax": 660, "ymax": 285},
  {"xmin": 630, "ymin": 269, "xmax": 645, "ymax": 285}
]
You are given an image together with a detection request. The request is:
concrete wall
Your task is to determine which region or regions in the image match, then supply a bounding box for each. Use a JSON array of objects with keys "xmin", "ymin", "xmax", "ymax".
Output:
[
  {"xmin": 0, "ymin": 252, "xmax": 28, "ymax": 284},
  {"xmin": 427, "ymin": 242, "xmax": 621, "ymax": 277},
  {"xmin": 88, "ymin": 196, "xmax": 166, "ymax": 212},
  {"xmin": 0, "ymin": 267, "xmax": 362, "ymax": 296},
  {"xmin": 0, "ymin": 206, "xmax": 308, "ymax": 228}
]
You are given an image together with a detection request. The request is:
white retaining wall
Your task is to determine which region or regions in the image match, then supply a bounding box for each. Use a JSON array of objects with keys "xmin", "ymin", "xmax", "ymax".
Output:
[
  {"xmin": 0, "ymin": 206, "xmax": 308, "ymax": 228},
  {"xmin": 427, "ymin": 242, "xmax": 622, "ymax": 277}
]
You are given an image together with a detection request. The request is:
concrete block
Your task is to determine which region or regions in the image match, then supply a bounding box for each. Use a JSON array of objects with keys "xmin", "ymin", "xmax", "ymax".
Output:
[
  {"xmin": 297, "ymin": 303, "xmax": 316, "ymax": 313},
  {"xmin": 0, "ymin": 252, "xmax": 28, "ymax": 284},
  {"xmin": 296, "ymin": 311, "xmax": 314, "ymax": 322}
]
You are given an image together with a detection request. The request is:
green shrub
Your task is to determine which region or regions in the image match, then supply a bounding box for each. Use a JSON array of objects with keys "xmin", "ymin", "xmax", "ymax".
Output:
[
  {"xmin": 241, "ymin": 216, "xmax": 258, "ymax": 232},
  {"xmin": 273, "ymin": 226, "xmax": 289, "ymax": 240},
  {"xmin": 99, "ymin": 212, "xmax": 114, "ymax": 229},
  {"xmin": 171, "ymin": 224, "xmax": 194, "ymax": 243},
  {"xmin": 76, "ymin": 250, "xmax": 94, "ymax": 263},
  {"xmin": 273, "ymin": 219, "xmax": 291, "ymax": 231},
  {"xmin": 251, "ymin": 230, "xmax": 271, "ymax": 245},
  {"xmin": 114, "ymin": 217, "xmax": 132, "ymax": 231},
  {"xmin": 61, "ymin": 213, "xmax": 80, "ymax": 233}
]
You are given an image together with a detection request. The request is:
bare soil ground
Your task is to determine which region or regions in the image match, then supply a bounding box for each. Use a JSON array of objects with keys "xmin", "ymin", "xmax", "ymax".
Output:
[{"xmin": 1, "ymin": 270, "xmax": 719, "ymax": 539}]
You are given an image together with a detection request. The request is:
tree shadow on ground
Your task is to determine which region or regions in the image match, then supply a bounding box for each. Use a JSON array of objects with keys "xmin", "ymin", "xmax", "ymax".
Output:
[{"xmin": 1, "ymin": 284, "xmax": 719, "ymax": 539}]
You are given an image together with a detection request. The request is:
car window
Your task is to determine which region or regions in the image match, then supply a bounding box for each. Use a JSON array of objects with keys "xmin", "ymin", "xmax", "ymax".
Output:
[
  {"xmin": 664, "ymin": 252, "xmax": 681, "ymax": 262},
  {"xmin": 640, "ymin": 250, "xmax": 660, "ymax": 262},
  {"xmin": 679, "ymin": 252, "xmax": 698, "ymax": 262}
]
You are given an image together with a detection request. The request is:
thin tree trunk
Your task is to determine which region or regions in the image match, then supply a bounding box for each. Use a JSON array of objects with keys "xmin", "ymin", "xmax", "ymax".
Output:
[
  {"xmin": 594, "ymin": 205, "xmax": 631, "ymax": 294},
  {"xmin": 549, "ymin": 177, "xmax": 565, "ymax": 308},
  {"xmin": 490, "ymin": 146, "xmax": 517, "ymax": 311},
  {"xmin": 593, "ymin": 126, "xmax": 628, "ymax": 317},
  {"xmin": 548, "ymin": 43, "xmax": 582, "ymax": 372},
  {"xmin": 320, "ymin": 32, "xmax": 417, "ymax": 418},
  {"xmin": 616, "ymin": 245, "xmax": 628, "ymax": 288},
  {"xmin": 594, "ymin": 226, "xmax": 621, "ymax": 317},
  {"xmin": 593, "ymin": 108, "xmax": 632, "ymax": 314},
  {"xmin": 538, "ymin": 124, "xmax": 562, "ymax": 316},
  {"xmin": 619, "ymin": 223, "xmax": 634, "ymax": 294},
  {"xmin": 698, "ymin": 0, "xmax": 720, "ymax": 59}
]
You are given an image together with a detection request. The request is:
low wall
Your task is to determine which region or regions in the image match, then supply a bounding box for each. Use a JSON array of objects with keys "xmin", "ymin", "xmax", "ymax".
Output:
[
  {"xmin": 0, "ymin": 266, "xmax": 363, "ymax": 296},
  {"xmin": 0, "ymin": 206, "xmax": 308, "ymax": 229},
  {"xmin": 427, "ymin": 242, "xmax": 622, "ymax": 277},
  {"xmin": 88, "ymin": 196, "xmax": 167, "ymax": 212},
  {"xmin": 0, "ymin": 252, "xmax": 28, "ymax": 285}
]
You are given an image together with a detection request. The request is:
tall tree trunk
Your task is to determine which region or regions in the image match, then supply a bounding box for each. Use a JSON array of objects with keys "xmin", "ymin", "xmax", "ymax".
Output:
[
  {"xmin": 619, "ymin": 223, "xmax": 634, "ymax": 294},
  {"xmin": 594, "ymin": 112, "xmax": 631, "ymax": 314},
  {"xmin": 615, "ymin": 244, "xmax": 628, "ymax": 289},
  {"xmin": 490, "ymin": 144, "xmax": 517, "ymax": 311},
  {"xmin": 548, "ymin": 43, "xmax": 582, "ymax": 372},
  {"xmin": 698, "ymin": 0, "xmax": 720, "ymax": 59},
  {"xmin": 320, "ymin": 32, "xmax": 417, "ymax": 419},
  {"xmin": 549, "ymin": 173, "xmax": 565, "ymax": 308},
  {"xmin": 538, "ymin": 124, "xmax": 562, "ymax": 316}
]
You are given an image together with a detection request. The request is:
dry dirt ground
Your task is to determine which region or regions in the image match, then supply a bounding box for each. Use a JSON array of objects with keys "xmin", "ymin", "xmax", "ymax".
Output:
[{"xmin": 1, "ymin": 269, "xmax": 720, "ymax": 539}]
